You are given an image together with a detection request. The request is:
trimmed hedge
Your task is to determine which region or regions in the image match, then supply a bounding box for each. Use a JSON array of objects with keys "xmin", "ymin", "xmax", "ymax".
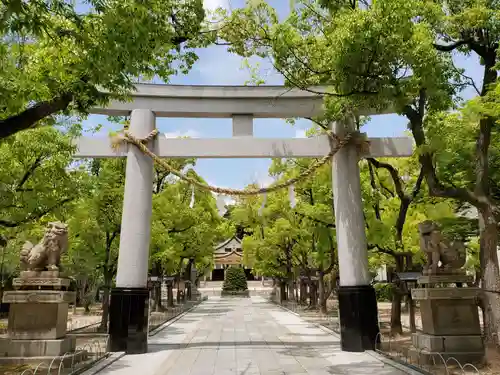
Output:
[{"xmin": 222, "ymin": 267, "xmax": 248, "ymax": 292}]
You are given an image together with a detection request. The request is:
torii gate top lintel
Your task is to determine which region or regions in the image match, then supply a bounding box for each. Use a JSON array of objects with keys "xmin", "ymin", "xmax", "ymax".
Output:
[
  {"xmin": 90, "ymin": 83, "xmax": 391, "ymax": 118},
  {"xmin": 77, "ymin": 84, "xmax": 412, "ymax": 159}
]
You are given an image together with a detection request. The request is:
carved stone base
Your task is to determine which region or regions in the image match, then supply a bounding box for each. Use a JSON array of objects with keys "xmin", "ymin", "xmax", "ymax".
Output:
[
  {"xmin": 412, "ymin": 333, "xmax": 484, "ymax": 353},
  {"xmin": 3, "ymin": 290, "xmax": 75, "ymax": 304},
  {"xmin": 411, "ymin": 287, "xmax": 480, "ymax": 301},
  {"xmin": 3, "ymin": 291, "xmax": 75, "ymax": 340},
  {"xmin": 418, "ymin": 274, "xmax": 473, "ymax": 285},
  {"xmin": 13, "ymin": 277, "xmax": 70, "ymax": 290},
  {"xmin": 19, "ymin": 270, "xmax": 64, "ymax": 279},
  {"xmin": 0, "ymin": 336, "xmax": 75, "ymax": 357},
  {"xmin": 409, "ymin": 347, "xmax": 484, "ymax": 365},
  {"xmin": 408, "ymin": 286, "xmax": 484, "ymax": 365}
]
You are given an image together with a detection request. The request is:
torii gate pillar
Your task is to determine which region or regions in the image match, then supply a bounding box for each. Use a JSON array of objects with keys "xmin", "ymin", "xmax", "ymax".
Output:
[
  {"xmin": 332, "ymin": 118, "xmax": 379, "ymax": 352},
  {"xmin": 108, "ymin": 109, "xmax": 155, "ymax": 354}
]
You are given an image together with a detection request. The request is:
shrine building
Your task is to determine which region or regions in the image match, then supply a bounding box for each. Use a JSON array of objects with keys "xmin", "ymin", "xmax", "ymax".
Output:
[{"xmin": 207, "ymin": 236, "xmax": 256, "ymax": 281}]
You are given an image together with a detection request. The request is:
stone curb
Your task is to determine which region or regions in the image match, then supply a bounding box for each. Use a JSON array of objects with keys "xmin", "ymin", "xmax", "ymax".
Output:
[
  {"xmin": 273, "ymin": 301, "xmax": 424, "ymax": 375},
  {"xmin": 148, "ymin": 300, "xmax": 204, "ymax": 337},
  {"xmin": 78, "ymin": 352, "xmax": 126, "ymax": 375}
]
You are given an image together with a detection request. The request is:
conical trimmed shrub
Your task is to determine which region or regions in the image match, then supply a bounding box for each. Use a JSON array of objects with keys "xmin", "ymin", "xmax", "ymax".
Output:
[{"xmin": 222, "ymin": 266, "xmax": 248, "ymax": 291}]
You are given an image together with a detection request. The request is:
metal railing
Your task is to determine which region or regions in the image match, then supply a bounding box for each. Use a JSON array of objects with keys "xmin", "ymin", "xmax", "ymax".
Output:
[{"xmin": 1, "ymin": 297, "xmax": 206, "ymax": 374}]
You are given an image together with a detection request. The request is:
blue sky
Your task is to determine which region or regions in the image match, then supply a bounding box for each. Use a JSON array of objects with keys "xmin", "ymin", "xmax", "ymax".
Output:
[{"xmin": 82, "ymin": 0, "xmax": 483, "ymax": 192}]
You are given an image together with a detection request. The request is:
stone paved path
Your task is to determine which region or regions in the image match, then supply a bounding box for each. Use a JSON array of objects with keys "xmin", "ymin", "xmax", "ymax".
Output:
[{"xmin": 97, "ymin": 296, "xmax": 412, "ymax": 375}]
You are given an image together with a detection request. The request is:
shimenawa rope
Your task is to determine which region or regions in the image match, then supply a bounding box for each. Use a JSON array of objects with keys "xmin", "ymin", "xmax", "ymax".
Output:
[{"xmin": 111, "ymin": 129, "xmax": 368, "ymax": 196}]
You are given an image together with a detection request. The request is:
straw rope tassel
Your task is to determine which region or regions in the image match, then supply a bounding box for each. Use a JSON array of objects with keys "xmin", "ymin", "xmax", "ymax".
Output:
[
  {"xmin": 289, "ymin": 184, "xmax": 296, "ymax": 209},
  {"xmin": 189, "ymin": 185, "xmax": 195, "ymax": 208}
]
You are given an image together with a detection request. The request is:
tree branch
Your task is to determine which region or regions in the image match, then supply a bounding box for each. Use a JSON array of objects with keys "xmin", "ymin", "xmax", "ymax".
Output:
[
  {"xmin": 0, "ymin": 197, "xmax": 75, "ymax": 228},
  {"xmin": 404, "ymin": 98, "xmax": 484, "ymax": 208},
  {"xmin": 433, "ymin": 39, "xmax": 471, "ymax": 52},
  {"xmin": 0, "ymin": 93, "xmax": 73, "ymax": 140},
  {"xmin": 16, "ymin": 156, "xmax": 44, "ymax": 191},
  {"xmin": 294, "ymin": 211, "xmax": 335, "ymax": 229},
  {"xmin": 168, "ymin": 224, "xmax": 194, "ymax": 234}
]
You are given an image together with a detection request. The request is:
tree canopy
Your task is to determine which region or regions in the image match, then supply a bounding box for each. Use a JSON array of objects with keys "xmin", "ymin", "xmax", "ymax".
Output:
[{"xmin": 0, "ymin": 0, "xmax": 212, "ymax": 139}]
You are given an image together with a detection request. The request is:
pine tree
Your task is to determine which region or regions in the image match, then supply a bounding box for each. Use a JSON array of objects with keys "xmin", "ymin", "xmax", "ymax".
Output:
[{"xmin": 222, "ymin": 267, "xmax": 248, "ymax": 292}]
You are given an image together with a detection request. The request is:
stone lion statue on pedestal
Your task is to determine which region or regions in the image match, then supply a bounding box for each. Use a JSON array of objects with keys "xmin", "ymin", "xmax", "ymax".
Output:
[
  {"xmin": 418, "ymin": 220, "xmax": 466, "ymax": 275},
  {"xmin": 20, "ymin": 222, "xmax": 69, "ymax": 271}
]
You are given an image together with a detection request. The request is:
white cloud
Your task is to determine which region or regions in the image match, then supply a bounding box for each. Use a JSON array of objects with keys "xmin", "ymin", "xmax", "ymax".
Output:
[
  {"xmin": 245, "ymin": 172, "xmax": 274, "ymax": 188},
  {"xmin": 223, "ymin": 196, "xmax": 236, "ymax": 205},
  {"xmin": 294, "ymin": 129, "xmax": 307, "ymax": 138},
  {"xmin": 164, "ymin": 129, "xmax": 200, "ymax": 138},
  {"xmin": 203, "ymin": 0, "xmax": 230, "ymax": 12}
]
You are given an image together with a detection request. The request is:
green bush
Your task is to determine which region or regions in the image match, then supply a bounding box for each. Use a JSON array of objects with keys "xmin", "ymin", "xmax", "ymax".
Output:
[
  {"xmin": 222, "ymin": 267, "xmax": 248, "ymax": 292},
  {"xmin": 373, "ymin": 283, "xmax": 394, "ymax": 302}
]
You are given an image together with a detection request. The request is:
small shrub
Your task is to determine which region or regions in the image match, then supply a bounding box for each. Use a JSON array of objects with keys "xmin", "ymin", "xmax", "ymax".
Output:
[
  {"xmin": 373, "ymin": 283, "xmax": 394, "ymax": 302},
  {"xmin": 222, "ymin": 267, "xmax": 248, "ymax": 292}
]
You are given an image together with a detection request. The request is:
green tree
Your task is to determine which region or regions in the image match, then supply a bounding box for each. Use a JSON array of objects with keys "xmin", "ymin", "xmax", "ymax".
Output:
[
  {"xmin": 0, "ymin": 126, "xmax": 84, "ymax": 231},
  {"xmin": 0, "ymin": 0, "xmax": 212, "ymax": 139},
  {"xmin": 234, "ymin": 188, "xmax": 312, "ymax": 302},
  {"xmin": 220, "ymin": 0, "xmax": 500, "ymax": 344},
  {"xmin": 150, "ymin": 171, "xmax": 232, "ymax": 306},
  {"xmin": 0, "ymin": 125, "xmax": 87, "ymax": 292},
  {"xmin": 67, "ymin": 158, "xmax": 125, "ymax": 330}
]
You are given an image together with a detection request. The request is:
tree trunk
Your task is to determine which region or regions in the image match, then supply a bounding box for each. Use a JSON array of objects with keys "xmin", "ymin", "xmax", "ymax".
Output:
[
  {"xmin": 390, "ymin": 286, "xmax": 403, "ymax": 335},
  {"xmin": 99, "ymin": 271, "xmax": 112, "ymax": 332},
  {"xmin": 280, "ymin": 281, "xmax": 286, "ymax": 303},
  {"xmin": 318, "ymin": 271, "xmax": 327, "ymax": 315},
  {"xmin": 408, "ymin": 294, "xmax": 416, "ymax": 333},
  {"xmin": 154, "ymin": 283, "xmax": 163, "ymax": 312},
  {"xmin": 309, "ymin": 282, "xmax": 318, "ymax": 309},
  {"xmin": 479, "ymin": 208, "xmax": 500, "ymax": 345},
  {"xmin": 167, "ymin": 283, "xmax": 174, "ymax": 307},
  {"xmin": 287, "ymin": 277, "xmax": 295, "ymax": 301},
  {"xmin": 299, "ymin": 280, "xmax": 307, "ymax": 304}
]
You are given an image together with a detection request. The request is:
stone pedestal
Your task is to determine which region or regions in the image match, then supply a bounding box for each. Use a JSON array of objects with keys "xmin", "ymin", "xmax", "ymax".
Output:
[
  {"xmin": 0, "ymin": 272, "xmax": 85, "ymax": 366},
  {"xmin": 409, "ymin": 275, "xmax": 484, "ymax": 364}
]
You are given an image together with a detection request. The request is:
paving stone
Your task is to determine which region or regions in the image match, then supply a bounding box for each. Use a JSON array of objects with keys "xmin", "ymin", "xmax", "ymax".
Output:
[{"xmin": 98, "ymin": 296, "xmax": 410, "ymax": 375}]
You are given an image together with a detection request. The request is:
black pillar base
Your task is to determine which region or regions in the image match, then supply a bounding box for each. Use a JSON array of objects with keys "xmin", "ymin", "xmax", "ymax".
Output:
[
  {"xmin": 109, "ymin": 287, "xmax": 149, "ymax": 354},
  {"xmin": 338, "ymin": 285, "xmax": 380, "ymax": 352}
]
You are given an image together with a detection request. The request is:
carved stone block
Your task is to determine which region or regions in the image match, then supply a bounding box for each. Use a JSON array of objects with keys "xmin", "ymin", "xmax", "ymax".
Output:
[
  {"xmin": 13, "ymin": 277, "xmax": 70, "ymax": 290},
  {"xmin": 417, "ymin": 274, "xmax": 472, "ymax": 285},
  {"xmin": 19, "ymin": 270, "xmax": 62, "ymax": 279},
  {"xmin": 0, "ymin": 336, "xmax": 75, "ymax": 357},
  {"xmin": 412, "ymin": 333, "xmax": 484, "ymax": 353},
  {"xmin": 419, "ymin": 298, "xmax": 481, "ymax": 336},
  {"xmin": 3, "ymin": 290, "xmax": 75, "ymax": 304},
  {"xmin": 7, "ymin": 302, "xmax": 69, "ymax": 340},
  {"xmin": 411, "ymin": 287, "xmax": 480, "ymax": 300}
]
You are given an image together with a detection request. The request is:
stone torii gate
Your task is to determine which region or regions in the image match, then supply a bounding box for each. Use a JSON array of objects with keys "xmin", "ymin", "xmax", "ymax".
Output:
[{"xmin": 74, "ymin": 84, "xmax": 413, "ymax": 354}]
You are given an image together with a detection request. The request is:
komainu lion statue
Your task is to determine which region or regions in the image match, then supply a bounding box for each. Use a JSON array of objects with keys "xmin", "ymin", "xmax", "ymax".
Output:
[
  {"xmin": 418, "ymin": 220, "xmax": 466, "ymax": 275},
  {"xmin": 20, "ymin": 222, "xmax": 69, "ymax": 271}
]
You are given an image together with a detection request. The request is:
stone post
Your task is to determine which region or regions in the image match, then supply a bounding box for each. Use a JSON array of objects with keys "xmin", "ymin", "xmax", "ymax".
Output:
[
  {"xmin": 109, "ymin": 109, "xmax": 155, "ymax": 354},
  {"xmin": 331, "ymin": 118, "xmax": 380, "ymax": 352}
]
